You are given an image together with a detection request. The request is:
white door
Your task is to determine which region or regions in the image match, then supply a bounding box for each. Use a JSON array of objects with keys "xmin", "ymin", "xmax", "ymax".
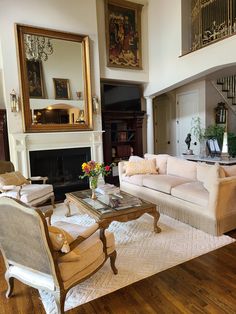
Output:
[{"xmin": 176, "ymin": 91, "xmax": 199, "ymax": 156}]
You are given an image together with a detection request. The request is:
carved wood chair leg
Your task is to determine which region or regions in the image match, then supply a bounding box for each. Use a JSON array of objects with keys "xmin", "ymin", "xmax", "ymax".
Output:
[
  {"xmin": 51, "ymin": 195, "xmax": 56, "ymax": 208},
  {"xmin": 110, "ymin": 250, "xmax": 118, "ymax": 275},
  {"xmin": 5, "ymin": 272, "xmax": 14, "ymax": 298},
  {"xmin": 53, "ymin": 290, "xmax": 66, "ymax": 314}
]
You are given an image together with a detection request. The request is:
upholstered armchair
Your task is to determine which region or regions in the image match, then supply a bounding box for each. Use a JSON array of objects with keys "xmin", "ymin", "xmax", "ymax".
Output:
[
  {"xmin": 0, "ymin": 197, "xmax": 117, "ymax": 314},
  {"xmin": 0, "ymin": 160, "xmax": 55, "ymax": 211}
]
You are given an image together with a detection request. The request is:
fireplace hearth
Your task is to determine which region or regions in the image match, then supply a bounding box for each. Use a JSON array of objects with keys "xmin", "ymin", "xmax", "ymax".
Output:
[{"xmin": 30, "ymin": 147, "xmax": 91, "ymax": 201}]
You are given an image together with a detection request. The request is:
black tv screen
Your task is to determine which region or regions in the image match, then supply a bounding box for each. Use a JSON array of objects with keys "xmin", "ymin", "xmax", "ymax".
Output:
[{"xmin": 102, "ymin": 83, "xmax": 141, "ymax": 111}]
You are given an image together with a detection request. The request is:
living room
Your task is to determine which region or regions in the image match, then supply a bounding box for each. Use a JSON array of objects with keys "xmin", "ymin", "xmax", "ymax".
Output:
[{"xmin": 1, "ymin": 0, "xmax": 236, "ymax": 313}]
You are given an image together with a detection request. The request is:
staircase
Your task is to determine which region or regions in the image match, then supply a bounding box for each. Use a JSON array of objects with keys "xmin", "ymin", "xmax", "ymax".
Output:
[{"xmin": 212, "ymin": 76, "xmax": 236, "ymax": 115}]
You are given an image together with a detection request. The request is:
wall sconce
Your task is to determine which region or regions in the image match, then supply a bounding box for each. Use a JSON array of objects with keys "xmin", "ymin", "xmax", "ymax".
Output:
[
  {"xmin": 92, "ymin": 96, "xmax": 99, "ymax": 114},
  {"xmin": 10, "ymin": 89, "xmax": 19, "ymax": 112}
]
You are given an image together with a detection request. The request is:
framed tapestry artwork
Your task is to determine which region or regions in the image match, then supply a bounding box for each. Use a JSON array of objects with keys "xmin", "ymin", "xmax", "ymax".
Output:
[
  {"xmin": 53, "ymin": 78, "xmax": 71, "ymax": 100},
  {"xmin": 105, "ymin": 0, "xmax": 143, "ymax": 69},
  {"xmin": 26, "ymin": 60, "xmax": 45, "ymax": 98}
]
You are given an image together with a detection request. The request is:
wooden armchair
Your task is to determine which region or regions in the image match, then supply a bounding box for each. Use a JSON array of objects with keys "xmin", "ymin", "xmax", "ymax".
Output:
[
  {"xmin": 0, "ymin": 197, "xmax": 117, "ymax": 314},
  {"xmin": 0, "ymin": 160, "xmax": 55, "ymax": 214}
]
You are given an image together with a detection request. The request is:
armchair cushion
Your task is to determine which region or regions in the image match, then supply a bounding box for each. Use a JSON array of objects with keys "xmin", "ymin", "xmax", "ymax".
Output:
[
  {"xmin": 58, "ymin": 230, "xmax": 115, "ymax": 282},
  {"xmin": 53, "ymin": 221, "xmax": 99, "ymax": 239},
  {"xmin": 0, "ymin": 171, "xmax": 28, "ymax": 187},
  {"xmin": 20, "ymin": 184, "xmax": 53, "ymax": 203},
  {"xmin": 49, "ymin": 222, "xmax": 99, "ymax": 253}
]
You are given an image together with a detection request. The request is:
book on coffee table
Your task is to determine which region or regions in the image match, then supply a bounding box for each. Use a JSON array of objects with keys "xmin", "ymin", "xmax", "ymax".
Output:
[
  {"xmin": 96, "ymin": 184, "xmax": 120, "ymax": 195},
  {"xmin": 98, "ymin": 193, "xmax": 142, "ymax": 210}
]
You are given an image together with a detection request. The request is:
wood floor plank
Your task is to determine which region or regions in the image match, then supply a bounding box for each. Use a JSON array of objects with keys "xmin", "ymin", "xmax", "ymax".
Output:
[{"xmin": 0, "ymin": 232, "xmax": 236, "ymax": 313}]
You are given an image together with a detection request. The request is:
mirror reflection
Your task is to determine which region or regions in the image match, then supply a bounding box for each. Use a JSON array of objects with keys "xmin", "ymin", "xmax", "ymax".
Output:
[
  {"xmin": 16, "ymin": 24, "xmax": 93, "ymax": 132},
  {"xmin": 25, "ymin": 36, "xmax": 85, "ymax": 125}
]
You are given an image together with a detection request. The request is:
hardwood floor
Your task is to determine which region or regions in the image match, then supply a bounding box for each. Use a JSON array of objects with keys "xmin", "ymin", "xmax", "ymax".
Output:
[{"xmin": 1, "ymin": 231, "xmax": 236, "ymax": 314}]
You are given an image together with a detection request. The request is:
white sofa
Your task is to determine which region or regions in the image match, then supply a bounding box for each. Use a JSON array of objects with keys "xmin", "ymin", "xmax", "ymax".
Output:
[{"xmin": 118, "ymin": 154, "xmax": 236, "ymax": 236}]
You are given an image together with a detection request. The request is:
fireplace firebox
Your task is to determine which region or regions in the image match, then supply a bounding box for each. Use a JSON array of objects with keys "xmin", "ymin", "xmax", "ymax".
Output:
[{"xmin": 29, "ymin": 147, "xmax": 91, "ymax": 201}]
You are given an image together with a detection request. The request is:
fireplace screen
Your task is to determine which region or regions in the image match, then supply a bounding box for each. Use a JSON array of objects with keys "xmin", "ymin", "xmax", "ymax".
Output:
[{"xmin": 30, "ymin": 147, "xmax": 91, "ymax": 200}]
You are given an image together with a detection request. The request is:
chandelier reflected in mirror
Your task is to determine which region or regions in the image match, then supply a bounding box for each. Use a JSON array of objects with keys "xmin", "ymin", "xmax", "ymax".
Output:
[{"xmin": 24, "ymin": 34, "xmax": 53, "ymax": 61}]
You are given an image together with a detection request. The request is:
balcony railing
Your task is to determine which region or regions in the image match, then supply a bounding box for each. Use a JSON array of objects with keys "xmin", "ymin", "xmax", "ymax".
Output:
[{"xmin": 191, "ymin": 0, "xmax": 236, "ymax": 51}]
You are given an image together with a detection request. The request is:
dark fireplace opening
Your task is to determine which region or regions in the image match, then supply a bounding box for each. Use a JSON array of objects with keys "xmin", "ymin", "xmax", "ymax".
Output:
[{"xmin": 29, "ymin": 147, "xmax": 91, "ymax": 201}]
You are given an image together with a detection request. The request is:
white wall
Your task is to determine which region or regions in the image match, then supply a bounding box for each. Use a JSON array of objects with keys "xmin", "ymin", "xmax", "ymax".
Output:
[
  {"xmin": 97, "ymin": 0, "xmax": 149, "ymax": 83},
  {"xmin": 0, "ymin": 0, "xmax": 101, "ymax": 138},
  {"xmin": 146, "ymin": 0, "xmax": 236, "ymax": 97}
]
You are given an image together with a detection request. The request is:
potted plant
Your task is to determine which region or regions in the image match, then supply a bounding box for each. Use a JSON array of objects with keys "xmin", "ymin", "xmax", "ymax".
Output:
[{"xmin": 190, "ymin": 117, "xmax": 206, "ymax": 157}]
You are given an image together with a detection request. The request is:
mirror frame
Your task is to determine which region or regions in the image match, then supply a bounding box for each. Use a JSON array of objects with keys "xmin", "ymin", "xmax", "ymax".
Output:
[{"xmin": 16, "ymin": 24, "xmax": 93, "ymax": 132}]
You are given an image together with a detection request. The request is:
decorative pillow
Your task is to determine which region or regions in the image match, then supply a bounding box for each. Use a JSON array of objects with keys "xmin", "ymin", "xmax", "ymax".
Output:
[
  {"xmin": 167, "ymin": 157, "xmax": 196, "ymax": 180},
  {"xmin": 48, "ymin": 225, "xmax": 74, "ymax": 253},
  {"xmin": 203, "ymin": 163, "xmax": 225, "ymax": 192},
  {"xmin": 0, "ymin": 171, "xmax": 28, "ymax": 187},
  {"xmin": 145, "ymin": 154, "xmax": 169, "ymax": 174},
  {"xmin": 125, "ymin": 159, "xmax": 158, "ymax": 176}
]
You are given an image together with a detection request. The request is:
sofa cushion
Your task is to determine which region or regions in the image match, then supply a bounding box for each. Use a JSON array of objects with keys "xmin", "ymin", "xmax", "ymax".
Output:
[
  {"xmin": 203, "ymin": 163, "xmax": 224, "ymax": 192},
  {"xmin": 144, "ymin": 153, "xmax": 169, "ymax": 174},
  {"xmin": 122, "ymin": 174, "xmax": 148, "ymax": 186},
  {"xmin": 125, "ymin": 159, "xmax": 157, "ymax": 176},
  {"xmin": 222, "ymin": 165, "xmax": 236, "ymax": 177},
  {"xmin": 167, "ymin": 157, "xmax": 197, "ymax": 180},
  {"xmin": 197, "ymin": 162, "xmax": 225, "ymax": 182},
  {"xmin": 171, "ymin": 182, "xmax": 209, "ymax": 207},
  {"xmin": 143, "ymin": 175, "xmax": 192, "ymax": 194},
  {"xmin": 129, "ymin": 155, "xmax": 144, "ymax": 162}
]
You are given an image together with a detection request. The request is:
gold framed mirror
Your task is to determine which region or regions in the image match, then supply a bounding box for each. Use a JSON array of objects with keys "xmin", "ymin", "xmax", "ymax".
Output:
[{"xmin": 16, "ymin": 24, "xmax": 93, "ymax": 132}]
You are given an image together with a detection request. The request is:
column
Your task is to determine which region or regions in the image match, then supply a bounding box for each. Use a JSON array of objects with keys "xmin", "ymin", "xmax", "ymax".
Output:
[{"xmin": 145, "ymin": 96, "xmax": 154, "ymax": 154}]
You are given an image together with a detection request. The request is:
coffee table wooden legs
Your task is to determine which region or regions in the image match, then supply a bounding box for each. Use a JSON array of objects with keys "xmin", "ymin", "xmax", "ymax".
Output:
[{"xmin": 149, "ymin": 209, "xmax": 161, "ymax": 233}]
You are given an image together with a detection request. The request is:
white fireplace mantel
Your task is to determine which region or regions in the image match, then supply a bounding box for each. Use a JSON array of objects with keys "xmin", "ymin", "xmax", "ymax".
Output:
[{"xmin": 10, "ymin": 131, "xmax": 104, "ymax": 178}]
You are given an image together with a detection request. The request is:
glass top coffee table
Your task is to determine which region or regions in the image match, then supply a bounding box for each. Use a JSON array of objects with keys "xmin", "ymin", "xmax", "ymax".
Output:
[{"xmin": 64, "ymin": 190, "xmax": 161, "ymax": 233}]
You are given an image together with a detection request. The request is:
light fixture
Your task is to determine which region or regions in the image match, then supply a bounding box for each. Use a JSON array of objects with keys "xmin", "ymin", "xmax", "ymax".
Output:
[
  {"xmin": 92, "ymin": 96, "xmax": 99, "ymax": 114},
  {"xmin": 24, "ymin": 34, "xmax": 53, "ymax": 61},
  {"xmin": 10, "ymin": 89, "xmax": 19, "ymax": 112},
  {"xmin": 215, "ymin": 102, "xmax": 227, "ymax": 124}
]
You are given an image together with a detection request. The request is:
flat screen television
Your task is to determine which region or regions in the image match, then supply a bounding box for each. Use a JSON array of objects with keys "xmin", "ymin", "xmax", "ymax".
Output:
[{"xmin": 101, "ymin": 82, "xmax": 141, "ymax": 112}]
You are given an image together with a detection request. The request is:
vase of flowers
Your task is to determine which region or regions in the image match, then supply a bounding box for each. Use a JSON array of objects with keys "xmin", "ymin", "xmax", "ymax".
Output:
[{"xmin": 80, "ymin": 161, "xmax": 112, "ymax": 200}]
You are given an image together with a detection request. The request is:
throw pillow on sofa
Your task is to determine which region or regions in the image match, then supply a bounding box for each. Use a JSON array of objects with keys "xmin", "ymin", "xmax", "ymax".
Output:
[{"xmin": 125, "ymin": 159, "xmax": 158, "ymax": 176}]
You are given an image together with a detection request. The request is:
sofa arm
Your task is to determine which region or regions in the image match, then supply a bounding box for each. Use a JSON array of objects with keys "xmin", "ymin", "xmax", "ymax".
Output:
[
  {"xmin": 118, "ymin": 161, "xmax": 127, "ymax": 179},
  {"xmin": 208, "ymin": 176, "xmax": 236, "ymax": 218}
]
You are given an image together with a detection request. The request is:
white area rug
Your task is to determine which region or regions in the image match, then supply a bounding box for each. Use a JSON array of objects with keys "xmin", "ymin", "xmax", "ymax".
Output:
[{"xmin": 39, "ymin": 203, "xmax": 235, "ymax": 313}]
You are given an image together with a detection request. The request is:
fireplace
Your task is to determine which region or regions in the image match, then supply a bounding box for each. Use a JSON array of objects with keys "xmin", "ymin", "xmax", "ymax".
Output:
[{"xmin": 29, "ymin": 147, "xmax": 91, "ymax": 201}]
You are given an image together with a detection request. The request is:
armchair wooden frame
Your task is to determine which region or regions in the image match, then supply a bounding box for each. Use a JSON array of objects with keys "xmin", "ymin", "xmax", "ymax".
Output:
[{"xmin": 0, "ymin": 197, "xmax": 117, "ymax": 314}]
